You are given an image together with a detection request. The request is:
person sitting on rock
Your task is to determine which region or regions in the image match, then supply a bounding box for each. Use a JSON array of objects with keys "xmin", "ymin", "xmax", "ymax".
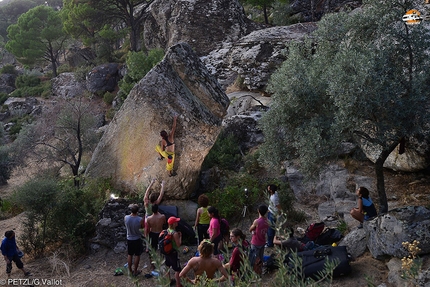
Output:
[
  {"xmin": 155, "ymin": 115, "xmax": 178, "ymax": 177},
  {"xmin": 350, "ymin": 186, "xmax": 377, "ymax": 228}
]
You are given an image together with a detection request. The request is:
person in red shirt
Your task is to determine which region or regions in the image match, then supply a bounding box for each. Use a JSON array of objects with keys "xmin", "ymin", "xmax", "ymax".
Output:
[
  {"xmin": 224, "ymin": 228, "xmax": 249, "ymax": 277},
  {"xmin": 249, "ymin": 205, "xmax": 269, "ymax": 270}
]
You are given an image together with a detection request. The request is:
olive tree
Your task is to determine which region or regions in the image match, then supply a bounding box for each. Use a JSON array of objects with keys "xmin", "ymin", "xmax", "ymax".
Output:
[{"xmin": 260, "ymin": 0, "xmax": 430, "ymax": 213}]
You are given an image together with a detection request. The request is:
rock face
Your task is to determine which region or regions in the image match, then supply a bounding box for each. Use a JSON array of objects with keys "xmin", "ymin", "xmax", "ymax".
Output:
[
  {"xmin": 360, "ymin": 137, "xmax": 430, "ymax": 172},
  {"xmin": 86, "ymin": 63, "xmax": 122, "ymax": 94},
  {"xmin": 85, "ymin": 43, "xmax": 229, "ymax": 199},
  {"xmin": 366, "ymin": 206, "xmax": 430, "ymax": 259},
  {"xmin": 290, "ymin": 0, "xmax": 362, "ymax": 22},
  {"xmin": 51, "ymin": 72, "xmax": 86, "ymax": 98},
  {"xmin": 143, "ymin": 0, "xmax": 263, "ymax": 57},
  {"xmin": 202, "ymin": 23, "xmax": 317, "ymax": 91}
]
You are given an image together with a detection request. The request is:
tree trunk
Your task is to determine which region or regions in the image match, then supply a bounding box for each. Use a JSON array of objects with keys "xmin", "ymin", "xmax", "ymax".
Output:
[
  {"xmin": 374, "ymin": 141, "xmax": 399, "ymax": 214},
  {"xmin": 263, "ymin": 4, "xmax": 269, "ymax": 24}
]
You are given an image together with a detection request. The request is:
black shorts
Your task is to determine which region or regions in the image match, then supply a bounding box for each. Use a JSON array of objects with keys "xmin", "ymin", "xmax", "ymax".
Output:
[
  {"xmin": 165, "ymin": 251, "xmax": 181, "ymax": 272},
  {"xmin": 127, "ymin": 238, "xmax": 143, "ymax": 256},
  {"xmin": 149, "ymin": 232, "xmax": 160, "ymax": 250}
]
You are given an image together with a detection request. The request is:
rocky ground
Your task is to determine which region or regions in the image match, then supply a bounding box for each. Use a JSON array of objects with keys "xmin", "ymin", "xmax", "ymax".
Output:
[{"xmin": 0, "ymin": 159, "xmax": 429, "ymax": 286}]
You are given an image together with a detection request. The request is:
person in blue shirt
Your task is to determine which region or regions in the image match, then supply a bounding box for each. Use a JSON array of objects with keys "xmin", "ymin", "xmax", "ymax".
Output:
[
  {"xmin": 1, "ymin": 230, "xmax": 31, "ymax": 276},
  {"xmin": 350, "ymin": 186, "xmax": 378, "ymax": 228}
]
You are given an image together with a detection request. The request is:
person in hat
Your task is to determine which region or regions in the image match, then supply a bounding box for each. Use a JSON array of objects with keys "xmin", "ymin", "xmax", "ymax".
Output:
[
  {"xmin": 1, "ymin": 230, "xmax": 31, "ymax": 276},
  {"xmin": 124, "ymin": 204, "xmax": 145, "ymax": 276},
  {"xmin": 163, "ymin": 216, "xmax": 183, "ymax": 287},
  {"xmin": 155, "ymin": 115, "xmax": 178, "ymax": 177}
]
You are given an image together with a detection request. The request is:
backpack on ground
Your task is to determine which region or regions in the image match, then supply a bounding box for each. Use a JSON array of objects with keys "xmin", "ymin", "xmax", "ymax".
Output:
[
  {"xmin": 158, "ymin": 230, "xmax": 175, "ymax": 255},
  {"xmin": 300, "ymin": 222, "xmax": 325, "ymax": 243},
  {"xmin": 285, "ymin": 246, "xmax": 352, "ymax": 279},
  {"xmin": 314, "ymin": 228, "xmax": 343, "ymax": 246}
]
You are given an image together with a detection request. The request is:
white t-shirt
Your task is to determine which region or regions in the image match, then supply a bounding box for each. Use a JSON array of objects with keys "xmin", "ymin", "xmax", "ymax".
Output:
[{"xmin": 269, "ymin": 192, "xmax": 280, "ymax": 215}]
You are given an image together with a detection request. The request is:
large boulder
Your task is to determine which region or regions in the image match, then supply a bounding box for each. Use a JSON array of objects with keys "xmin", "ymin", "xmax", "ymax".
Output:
[
  {"xmin": 202, "ymin": 23, "xmax": 317, "ymax": 91},
  {"xmin": 51, "ymin": 72, "xmax": 86, "ymax": 98},
  {"xmin": 143, "ymin": 0, "xmax": 263, "ymax": 57},
  {"xmin": 289, "ymin": 0, "xmax": 362, "ymax": 22},
  {"xmin": 366, "ymin": 206, "xmax": 430, "ymax": 259},
  {"xmin": 360, "ymin": 137, "xmax": 430, "ymax": 172},
  {"xmin": 86, "ymin": 63, "xmax": 122, "ymax": 94},
  {"xmin": 85, "ymin": 43, "xmax": 229, "ymax": 199}
]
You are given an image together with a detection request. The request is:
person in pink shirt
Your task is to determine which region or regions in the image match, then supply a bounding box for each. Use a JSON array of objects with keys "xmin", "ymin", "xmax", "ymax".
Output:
[
  {"xmin": 207, "ymin": 206, "xmax": 223, "ymax": 255},
  {"xmin": 249, "ymin": 205, "xmax": 269, "ymax": 269}
]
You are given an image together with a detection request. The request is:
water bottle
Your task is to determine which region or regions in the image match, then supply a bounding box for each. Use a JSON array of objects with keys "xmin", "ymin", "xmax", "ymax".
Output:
[{"xmin": 151, "ymin": 270, "xmax": 159, "ymax": 277}]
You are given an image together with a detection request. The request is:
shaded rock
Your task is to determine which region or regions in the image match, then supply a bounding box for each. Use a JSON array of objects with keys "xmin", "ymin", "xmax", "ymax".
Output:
[
  {"xmin": 66, "ymin": 47, "xmax": 96, "ymax": 68},
  {"xmin": 361, "ymin": 136, "xmax": 430, "ymax": 172},
  {"xmin": 0, "ymin": 74, "xmax": 16, "ymax": 94},
  {"xmin": 86, "ymin": 43, "xmax": 229, "ymax": 199},
  {"xmin": 339, "ymin": 228, "xmax": 368, "ymax": 259},
  {"xmin": 3, "ymin": 97, "xmax": 39, "ymax": 117},
  {"xmin": 367, "ymin": 206, "xmax": 430, "ymax": 259},
  {"xmin": 86, "ymin": 63, "xmax": 122, "ymax": 94},
  {"xmin": 202, "ymin": 23, "xmax": 317, "ymax": 91},
  {"xmin": 51, "ymin": 72, "xmax": 86, "ymax": 98},
  {"xmin": 143, "ymin": 0, "xmax": 263, "ymax": 57},
  {"xmin": 289, "ymin": 0, "xmax": 362, "ymax": 22}
]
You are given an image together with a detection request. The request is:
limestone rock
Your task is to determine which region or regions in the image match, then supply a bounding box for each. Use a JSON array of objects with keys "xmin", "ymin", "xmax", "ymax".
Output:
[
  {"xmin": 86, "ymin": 63, "xmax": 122, "ymax": 94},
  {"xmin": 339, "ymin": 228, "xmax": 368, "ymax": 259},
  {"xmin": 202, "ymin": 23, "xmax": 317, "ymax": 91},
  {"xmin": 66, "ymin": 47, "xmax": 96, "ymax": 68},
  {"xmin": 143, "ymin": 0, "xmax": 262, "ymax": 57},
  {"xmin": 290, "ymin": 0, "xmax": 362, "ymax": 22},
  {"xmin": 51, "ymin": 72, "xmax": 86, "ymax": 98},
  {"xmin": 85, "ymin": 43, "xmax": 229, "ymax": 199},
  {"xmin": 3, "ymin": 97, "xmax": 39, "ymax": 117},
  {"xmin": 367, "ymin": 206, "xmax": 430, "ymax": 259},
  {"xmin": 360, "ymin": 137, "xmax": 430, "ymax": 172}
]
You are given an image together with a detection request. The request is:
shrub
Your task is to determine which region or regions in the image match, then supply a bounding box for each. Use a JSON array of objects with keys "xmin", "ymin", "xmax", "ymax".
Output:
[
  {"xmin": 0, "ymin": 64, "xmax": 17, "ymax": 75},
  {"xmin": 202, "ymin": 132, "xmax": 242, "ymax": 171},
  {"xmin": 0, "ymin": 146, "xmax": 12, "ymax": 185},
  {"xmin": 103, "ymin": 91, "xmax": 115, "ymax": 105},
  {"xmin": 0, "ymin": 93, "xmax": 8, "ymax": 105},
  {"xmin": 57, "ymin": 64, "xmax": 72, "ymax": 74},
  {"xmin": 15, "ymin": 74, "xmax": 41, "ymax": 88}
]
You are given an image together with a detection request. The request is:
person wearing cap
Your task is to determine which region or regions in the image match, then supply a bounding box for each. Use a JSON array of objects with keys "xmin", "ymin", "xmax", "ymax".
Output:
[
  {"xmin": 1, "ymin": 230, "xmax": 31, "ymax": 276},
  {"xmin": 163, "ymin": 216, "xmax": 183, "ymax": 287},
  {"xmin": 124, "ymin": 204, "xmax": 145, "ymax": 276}
]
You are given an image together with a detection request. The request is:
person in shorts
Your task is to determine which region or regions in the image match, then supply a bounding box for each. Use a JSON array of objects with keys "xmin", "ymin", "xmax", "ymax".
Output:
[
  {"xmin": 163, "ymin": 216, "xmax": 183, "ymax": 287},
  {"xmin": 124, "ymin": 204, "xmax": 145, "ymax": 276}
]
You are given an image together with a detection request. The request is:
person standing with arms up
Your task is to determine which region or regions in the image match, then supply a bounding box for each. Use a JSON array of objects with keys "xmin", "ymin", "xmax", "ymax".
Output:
[
  {"xmin": 124, "ymin": 204, "xmax": 145, "ymax": 276},
  {"xmin": 155, "ymin": 115, "xmax": 178, "ymax": 177}
]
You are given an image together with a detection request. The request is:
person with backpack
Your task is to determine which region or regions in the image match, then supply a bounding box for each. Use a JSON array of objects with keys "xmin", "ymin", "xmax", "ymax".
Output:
[
  {"xmin": 179, "ymin": 240, "xmax": 229, "ymax": 284},
  {"xmin": 207, "ymin": 206, "xmax": 224, "ymax": 256},
  {"xmin": 124, "ymin": 204, "xmax": 145, "ymax": 276},
  {"xmin": 1, "ymin": 230, "xmax": 31, "ymax": 277},
  {"xmin": 223, "ymin": 228, "xmax": 250, "ymax": 277},
  {"xmin": 350, "ymin": 186, "xmax": 377, "ymax": 228},
  {"xmin": 161, "ymin": 216, "xmax": 183, "ymax": 287},
  {"xmin": 194, "ymin": 194, "xmax": 210, "ymax": 243},
  {"xmin": 267, "ymin": 184, "xmax": 282, "ymax": 247},
  {"xmin": 249, "ymin": 204, "xmax": 269, "ymax": 274}
]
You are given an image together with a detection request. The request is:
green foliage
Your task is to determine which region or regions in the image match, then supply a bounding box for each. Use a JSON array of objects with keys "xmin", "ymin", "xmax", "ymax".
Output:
[
  {"xmin": 118, "ymin": 49, "xmax": 164, "ymax": 100},
  {"xmin": 8, "ymin": 115, "xmax": 31, "ymax": 137},
  {"xmin": 337, "ymin": 219, "xmax": 349, "ymax": 235},
  {"xmin": 206, "ymin": 173, "xmax": 264, "ymax": 220},
  {"xmin": 260, "ymin": 0, "xmax": 430, "ymax": 213},
  {"xmin": 272, "ymin": 1, "xmax": 297, "ymax": 26},
  {"xmin": 243, "ymin": 151, "xmax": 262, "ymax": 174},
  {"xmin": 0, "ymin": 64, "xmax": 17, "ymax": 74},
  {"xmin": 202, "ymin": 131, "xmax": 242, "ymax": 171},
  {"xmin": 6, "ymin": 5, "xmax": 67, "ymax": 77},
  {"xmin": 103, "ymin": 91, "xmax": 115, "ymax": 105},
  {"xmin": 57, "ymin": 64, "xmax": 73, "ymax": 74},
  {"xmin": 13, "ymin": 175, "xmax": 112, "ymax": 256},
  {"xmin": 0, "ymin": 93, "xmax": 8, "ymax": 106},
  {"xmin": 15, "ymin": 74, "xmax": 40, "ymax": 88},
  {"xmin": 0, "ymin": 146, "xmax": 11, "ymax": 185}
]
